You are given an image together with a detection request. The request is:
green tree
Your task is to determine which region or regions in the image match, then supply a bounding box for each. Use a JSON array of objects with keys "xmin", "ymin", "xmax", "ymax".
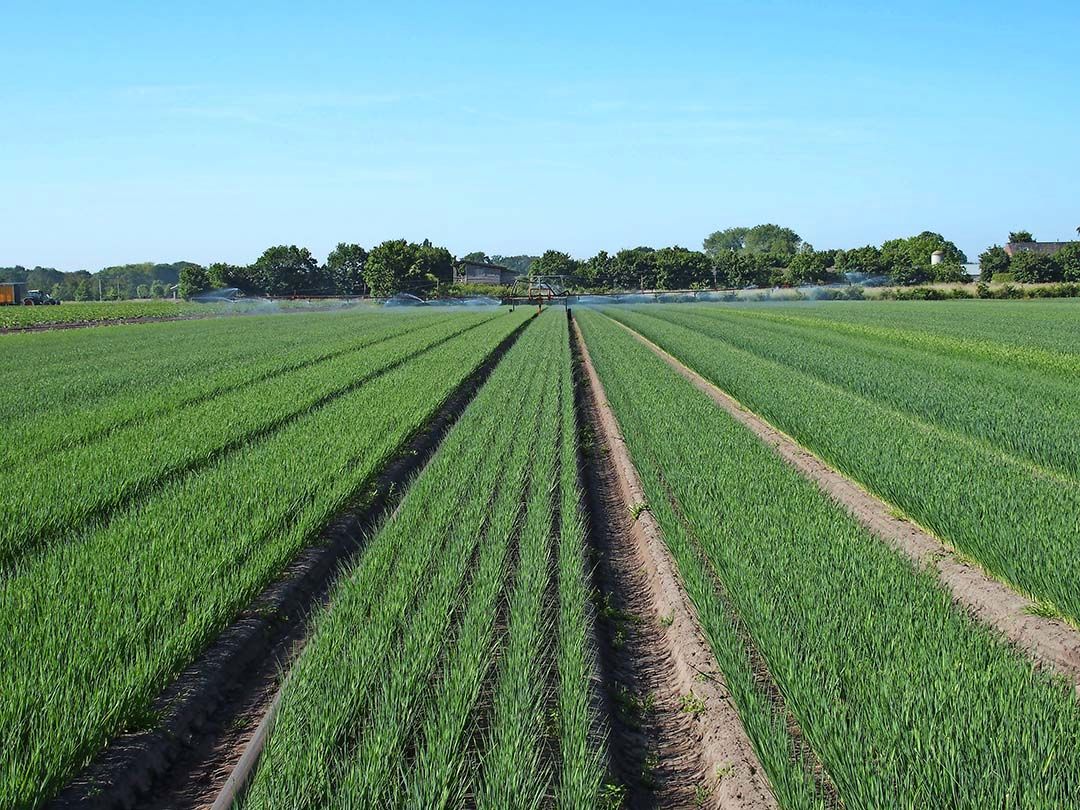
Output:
[
  {"xmin": 364, "ymin": 239, "xmax": 415, "ymax": 297},
  {"xmin": 978, "ymin": 245, "xmax": 1010, "ymax": 282},
  {"xmin": 490, "ymin": 255, "xmax": 538, "ymax": 276},
  {"xmin": 136, "ymin": 284, "xmax": 150, "ymax": 298},
  {"xmin": 743, "ymin": 224, "xmax": 803, "ymax": 257},
  {"xmin": 325, "ymin": 243, "xmax": 369, "ymax": 295},
  {"xmin": 1008, "ymin": 230, "xmax": 1034, "ymax": 243},
  {"xmin": 930, "ymin": 262, "xmax": 970, "ymax": 283},
  {"xmin": 250, "ymin": 246, "xmax": 321, "ymax": 296},
  {"xmin": 412, "ymin": 240, "xmax": 455, "ymax": 287},
  {"xmin": 207, "ymin": 262, "xmax": 251, "ymax": 292},
  {"xmin": 833, "ymin": 245, "xmax": 885, "ymax": 277},
  {"xmin": 610, "ymin": 247, "xmax": 656, "ymax": 289},
  {"xmin": 580, "ymin": 250, "xmax": 614, "ymax": 288},
  {"xmin": 1055, "ymin": 243, "xmax": 1080, "ymax": 282},
  {"xmin": 461, "ymin": 251, "xmax": 491, "ymax": 263},
  {"xmin": 702, "ymin": 227, "xmax": 749, "ymax": 257},
  {"xmin": 1010, "ymin": 250, "xmax": 1062, "ymax": 283},
  {"xmin": 530, "ymin": 250, "xmax": 580, "ymax": 279},
  {"xmin": 361, "ymin": 239, "xmax": 456, "ymax": 297},
  {"xmin": 178, "ymin": 265, "xmax": 210, "ymax": 299},
  {"xmin": 653, "ymin": 246, "xmax": 711, "ymax": 289},
  {"xmin": 149, "ymin": 280, "xmax": 167, "ymax": 299},
  {"xmin": 713, "ymin": 251, "xmax": 771, "ymax": 288},
  {"xmin": 881, "ymin": 231, "xmax": 966, "ymax": 284},
  {"xmin": 74, "ymin": 279, "xmax": 91, "ymax": 301},
  {"xmin": 703, "ymin": 224, "xmax": 803, "ymax": 259},
  {"xmin": 785, "ymin": 246, "xmax": 831, "ymax": 284}
]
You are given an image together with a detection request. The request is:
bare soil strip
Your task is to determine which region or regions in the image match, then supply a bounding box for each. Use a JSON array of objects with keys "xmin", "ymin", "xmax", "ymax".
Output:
[
  {"xmin": 49, "ymin": 315, "xmax": 534, "ymax": 810},
  {"xmin": 571, "ymin": 316, "xmax": 776, "ymax": 810},
  {"xmin": 607, "ymin": 314, "xmax": 1080, "ymax": 693}
]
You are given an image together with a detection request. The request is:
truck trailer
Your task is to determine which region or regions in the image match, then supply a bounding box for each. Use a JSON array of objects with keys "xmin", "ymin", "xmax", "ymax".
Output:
[
  {"xmin": 0, "ymin": 283, "xmax": 28, "ymax": 305},
  {"xmin": 0, "ymin": 283, "xmax": 60, "ymax": 305}
]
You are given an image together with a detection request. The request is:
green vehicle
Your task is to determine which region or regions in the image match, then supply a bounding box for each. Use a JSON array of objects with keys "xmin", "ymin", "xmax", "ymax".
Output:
[{"xmin": 23, "ymin": 288, "xmax": 61, "ymax": 305}]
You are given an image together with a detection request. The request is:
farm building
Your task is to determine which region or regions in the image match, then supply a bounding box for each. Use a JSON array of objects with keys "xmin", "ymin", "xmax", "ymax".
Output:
[
  {"xmin": 454, "ymin": 260, "xmax": 520, "ymax": 286},
  {"xmin": 1004, "ymin": 240, "xmax": 1076, "ymax": 257}
]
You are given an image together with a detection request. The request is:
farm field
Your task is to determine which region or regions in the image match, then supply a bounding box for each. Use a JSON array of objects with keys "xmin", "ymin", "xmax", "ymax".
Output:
[
  {"xmin": 0, "ymin": 297, "xmax": 379, "ymax": 330},
  {"xmin": 0, "ymin": 307, "xmax": 446, "ymax": 467},
  {"xmin": 0, "ymin": 299, "xmax": 221, "ymax": 329},
  {"xmin": 576, "ymin": 306, "xmax": 1080, "ymax": 807},
  {"xmin": 242, "ymin": 310, "xmax": 603, "ymax": 808},
  {"xmin": 599, "ymin": 300, "xmax": 1080, "ymax": 626},
  {"xmin": 4, "ymin": 298, "xmax": 1080, "ymax": 809},
  {"xmin": 0, "ymin": 307, "xmax": 529, "ymax": 806},
  {"xmin": 0, "ymin": 311, "xmax": 489, "ymax": 565}
]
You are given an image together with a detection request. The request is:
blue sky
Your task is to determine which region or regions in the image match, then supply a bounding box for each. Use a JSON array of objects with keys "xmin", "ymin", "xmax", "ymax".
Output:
[{"xmin": 2, "ymin": 0, "xmax": 1078, "ymax": 270}]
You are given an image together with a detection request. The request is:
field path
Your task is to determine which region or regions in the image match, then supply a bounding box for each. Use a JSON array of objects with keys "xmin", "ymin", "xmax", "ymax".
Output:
[
  {"xmin": 573, "ymin": 316, "xmax": 776, "ymax": 810},
  {"xmin": 603, "ymin": 312, "xmax": 1080, "ymax": 694}
]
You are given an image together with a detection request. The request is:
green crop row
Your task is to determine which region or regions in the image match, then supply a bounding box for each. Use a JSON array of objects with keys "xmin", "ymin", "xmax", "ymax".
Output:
[
  {"xmin": 0, "ymin": 311, "xmax": 529, "ymax": 808},
  {"xmin": 0, "ymin": 312, "xmax": 492, "ymax": 568},
  {"xmin": 599, "ymin": 304, "xmax": 1080, "ymax": 626},
  {"xmin": 242, "ymin": 309, "xmax": 606, "ymax": 809},
  {"xmin": 0, "ymin": 308, "xmax": 449, "ymax": 468},
  {"xmin": 710, "ymin": 303, "xmax": 1080, "ymax": 378},
  {"xmin": 639, "ymin": 305, "xmax": 1080, "ymax": 479},
  {"xmin": 0, "ymin": 300, "xmax": 220, "ymax": 330},
  {"xmin": 731, "ymin": 299, "xmax": 1080, "ymax": 357},
  {"xmin": 576, "ymin": 308, "xmax": 1080, "ymax": 808}
]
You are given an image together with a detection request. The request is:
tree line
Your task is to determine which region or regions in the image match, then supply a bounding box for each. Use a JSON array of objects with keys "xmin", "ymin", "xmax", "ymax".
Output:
[
  {"xmin": 7, "ymin": 224, "xmax": 1076, "ymax": 302},
  {"xmin": 178, "ymin": 240, "xmax": 458, "ymax": 299},
  {"xmin": 0, "ymin": 262, "xmax": 200, "ymax": 301},
  {"xmin": 525, "ymin": 225, "xmax": 971, "ymax": 291}
]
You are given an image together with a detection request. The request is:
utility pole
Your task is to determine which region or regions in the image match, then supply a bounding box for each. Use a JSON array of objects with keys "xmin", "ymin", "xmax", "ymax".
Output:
[{"xmin": 98, "ymin": 277, "xmax": 102, "ymax": 301}]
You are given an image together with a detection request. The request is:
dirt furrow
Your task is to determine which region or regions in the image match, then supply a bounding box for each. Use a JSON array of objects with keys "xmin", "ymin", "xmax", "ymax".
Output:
[
  {"xmin": 49, "ymin": 315, "xmax": 534, "ymax": 810},
  {"xmin": 571, "ymin": 315, "xmax": 776, "ymax": 810},
  {"xmin": 606, "ymin": 313, "xmax": 1080, "ymax": 694}
]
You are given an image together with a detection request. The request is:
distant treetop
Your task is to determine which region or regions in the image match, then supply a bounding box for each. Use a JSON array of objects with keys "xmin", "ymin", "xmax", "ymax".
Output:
[{"xmin": 703, "ymin": 224, "xmax": 803, "ymax": 259}]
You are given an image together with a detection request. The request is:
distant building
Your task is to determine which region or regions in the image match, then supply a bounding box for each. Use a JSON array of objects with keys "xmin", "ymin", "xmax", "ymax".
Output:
[
  {"xmin": 454, "ymin": 260, "xmax": 520, "ymax": 286},
  {"xmin": 1004, "ymin": 241, "xmax": 1074, "ymax": 257}
]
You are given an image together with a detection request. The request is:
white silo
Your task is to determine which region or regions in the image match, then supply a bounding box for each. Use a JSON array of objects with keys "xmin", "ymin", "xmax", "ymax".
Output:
[{"xmin": 931, "ymin": 249, "xmax": 945, "ymax": 265}]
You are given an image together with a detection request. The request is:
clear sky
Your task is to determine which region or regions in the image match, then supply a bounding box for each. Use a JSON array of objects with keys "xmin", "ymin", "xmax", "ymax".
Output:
[{"xmin": 2, "ymin": 0, "xmax": 1078, "ymax": 271}]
